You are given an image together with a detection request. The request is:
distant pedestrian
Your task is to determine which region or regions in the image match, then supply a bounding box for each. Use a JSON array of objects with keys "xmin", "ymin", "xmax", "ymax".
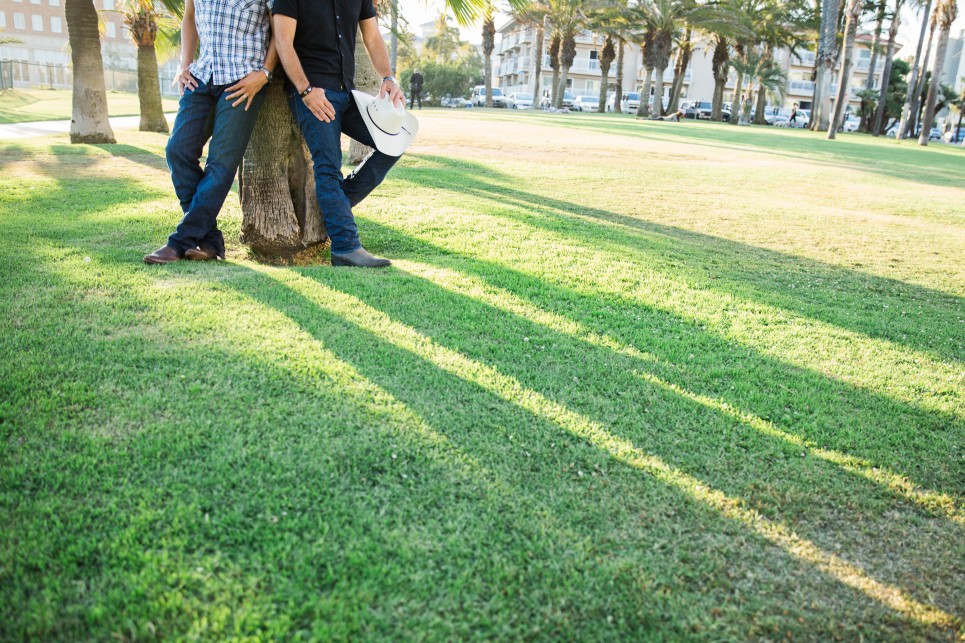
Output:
[
  {"xmin": 409, "ymin": 70, "xmax": 423, "ymax": 110},
  {"xmin": 789, "ymin": 102, "xmax": 799, "ymax": 125}
]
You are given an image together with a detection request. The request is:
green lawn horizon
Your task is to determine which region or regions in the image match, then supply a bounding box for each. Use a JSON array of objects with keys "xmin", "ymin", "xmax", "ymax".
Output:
[{"xmin": 1, "ymin": 111, "xmax": 962, "ymax": 640}]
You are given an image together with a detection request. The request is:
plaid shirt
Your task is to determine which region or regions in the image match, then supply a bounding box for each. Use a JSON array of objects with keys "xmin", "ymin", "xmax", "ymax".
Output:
[{"xmin": 190, "ymin": 0, "xmax": 271, "ymax": 86}]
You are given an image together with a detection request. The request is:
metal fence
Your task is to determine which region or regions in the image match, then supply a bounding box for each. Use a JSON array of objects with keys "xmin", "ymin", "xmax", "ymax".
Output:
[{"xmin": 0, "ymin": 60, "xmax": 178, "ymax": 96}]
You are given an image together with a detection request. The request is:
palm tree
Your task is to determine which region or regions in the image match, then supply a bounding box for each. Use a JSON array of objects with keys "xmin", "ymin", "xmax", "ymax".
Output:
[
  {"xmin": 482, "ymin": 2, "xmax": 496, "ymax": 107},
  {"xmin": 598, "ymin": 33, "xmax": 617, "ymax": 110},
  {"xmin": 827, "ymin": 0, "xmax": 862, "ymax": 139},
  {"xmin": 710, "ymin": 33, "xmax": 729, "ymax": 120},
  {"xmin": 898, "ymin": 0, "xmax": 933, "ymax": 137},
  {"xmin": 871, "ymin": 0, "xmax": 902, "ymax": 135},
  {"xmin": 120, "ymin": 0, "xmax": 172, "ymax": 133},
  {"xmin": 918, "ymin": 0, "xmax": 958, "ymax": 145},
  {"xmin": 548, "ymin": 31, "xmax": 562, "ymax": 103},
  {"xmin": 811, "ymin": 0, "xmax": 840, "ymax": 130},
  {"xmin": 667, "ymin": 25, "xmax": 693, "ymax": 113},
  {"xmin": 512, "ymin": 2, "xmax": 550, "ymax": 108},
  {"xmin": 65, "ymin": 0, "xmax": 116, "ymax": 144},
  {"xmin": 545, "ymin": 0, "xmax": 582, "ymax": 109},
  {"xmin": 636, "ymin": 26, "xmax": 656, "ymax": 116},
  {"xmin": 633, "ymin": 0, "xmax": 690, "ymax": 118}
]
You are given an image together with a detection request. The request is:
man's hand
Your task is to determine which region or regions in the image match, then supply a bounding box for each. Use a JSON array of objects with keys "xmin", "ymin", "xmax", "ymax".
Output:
[
  {"xmin": 303, "ymin": 88, "xmax": 336, "ymax": 123},
  {"xmin": 380, "ymin": 79, "xmax": 405, "ymax": 108},
  {"xmin": 225, "ymin": 71, "xmax": 269, "ymax": 111},
  {"xmin": 174, "ymin": 67, "xmax": 198, "ymax": 95}
]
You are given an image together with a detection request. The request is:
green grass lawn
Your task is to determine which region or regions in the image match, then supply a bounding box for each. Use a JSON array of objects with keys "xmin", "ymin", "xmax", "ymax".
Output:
[
  {"xmin": 0, "ymin": 89, "xmax": 179, "ymax": 124},
  {"xmin": 1, "ymin": 112, "xmax": 963, "ymax": 640}
]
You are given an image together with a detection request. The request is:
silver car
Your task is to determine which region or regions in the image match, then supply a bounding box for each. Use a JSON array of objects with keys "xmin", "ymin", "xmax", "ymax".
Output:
[{"xmin": 507, "ymin": 92, "xmax": 534, "ymax": 109}]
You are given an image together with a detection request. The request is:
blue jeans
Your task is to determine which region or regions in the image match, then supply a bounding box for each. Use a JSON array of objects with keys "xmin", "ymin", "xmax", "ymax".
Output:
[
  {"xmin": 166, "ymin": 78, "xmax": 266, "ymax": 257},
  {"xmin": 289, "ymin": 88, "xmax": 400, "ymax": 253}
]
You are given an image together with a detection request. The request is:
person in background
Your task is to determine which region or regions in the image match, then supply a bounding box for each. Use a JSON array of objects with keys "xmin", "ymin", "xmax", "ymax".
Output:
[{"xmin": 409, "ymin": 69, "xmax": 424, "ymax": 110}]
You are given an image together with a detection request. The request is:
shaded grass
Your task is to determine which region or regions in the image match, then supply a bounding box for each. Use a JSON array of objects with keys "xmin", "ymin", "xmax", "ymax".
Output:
[
  {"xmin": 0, "ymin": 117, "xmax": 963, "ymax": 640},
  {"xmin": 0, "ymin": 89, "xmax": 178, "ymax": 124}
]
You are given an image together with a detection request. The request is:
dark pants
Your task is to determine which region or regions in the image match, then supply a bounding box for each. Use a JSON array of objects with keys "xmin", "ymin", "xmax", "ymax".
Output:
[
  {"xmin": 409, "ymin": 90, "xmax": 422, "ymax": 110},
  {"xmin": 288, "ymin": 88, "xmax": 400, "ymax": 254},
  {"xmin": 165, "ymin": 78, "xmax": 266, "ymax": 258}
]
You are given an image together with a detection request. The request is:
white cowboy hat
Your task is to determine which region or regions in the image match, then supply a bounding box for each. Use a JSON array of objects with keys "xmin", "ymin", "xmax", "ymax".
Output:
[{"xmin": 351, "ymin": 90, "xmax": 419, "ymax": 157}]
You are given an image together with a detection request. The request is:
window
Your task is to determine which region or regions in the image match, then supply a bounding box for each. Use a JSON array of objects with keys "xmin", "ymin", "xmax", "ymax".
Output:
[
  {"xmin": 13, "ymin": 12, "xmax": 25, "ymax": 28},
  {"xmin": 105, "ymin": 21, "xmax": 115, "ymax": 37},
  {"xmin": 121, "ymin": 25, "xmax": 130, "ymax": 40},
  {"xmin": 50, "ymin": 16, "xmax": 61, "ymax": 32},
  {"xmin": 31, "ymin": 13, "xmax": 42, "ymax": 30},
  {"xmin": 589, "ymin": 50, "xmax": 599, "ymax": 60},
  {"xmin": 30, "ymin": 0, "xmax": 41, "ymax": 5},
  {"xmin": 0, "ymin": 12, "xmax": 5, "ymax": 28},
  {"xmin": 103, "ymin": 0, "xmax": 114, "ymax": 8},
  {"xmin": 49, "ymin": 0, "xmax": 60, "ymax": 5}
]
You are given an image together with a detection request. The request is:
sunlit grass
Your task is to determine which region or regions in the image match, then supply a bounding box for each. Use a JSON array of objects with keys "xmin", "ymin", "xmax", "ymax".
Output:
[
  {"xmin": 1, "ymin": 113, "xmax": 962, "ymax": 640},
  {"xmin": 0, "ymin": 89, "xmax": 178, "ymax": 124}
]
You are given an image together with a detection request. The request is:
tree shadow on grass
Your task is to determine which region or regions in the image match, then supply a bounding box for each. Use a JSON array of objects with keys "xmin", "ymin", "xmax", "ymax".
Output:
[
  {"xmin": 506, "ymin": 114, "xmax": 965, "ymax": 189},
  {"xmin": 5, "ymin": 243, "xmax": 955, "ymax": 640},
  {"xmin": 394, "ymin": 154, "xmax": 964, "ymax": 366},
  {"xmin": 217, "ymin": 261, "xmax": 962, "ymax": 635}
]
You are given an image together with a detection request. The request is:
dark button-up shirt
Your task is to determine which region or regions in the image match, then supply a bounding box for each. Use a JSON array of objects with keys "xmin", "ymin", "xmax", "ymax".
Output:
[{"xmin": 271, "ymin": 0, "xmax": 377, "ymax": 92}]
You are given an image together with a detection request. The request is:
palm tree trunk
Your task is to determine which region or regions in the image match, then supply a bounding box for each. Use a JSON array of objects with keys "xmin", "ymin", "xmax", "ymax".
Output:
[
  {"xmin": 918, "ymin": 2, "xmax": 955, "ymax": 146},
  {"xmin": 389, "ymin": 0, "xmax": 398, "ymax": 72},
  {"xmin": 613, "ymin": 40, "xmax": 624, "ymax": 113},
  {"xmin": 531, "ymin": 21, "xmax": 544, "ymax": 103},
  {"xmin": 240, "ymin": 75, "xmax": 326, "ymax": 260},
  {"xmin": 753, "ymin": 81, "xmax": 768, "ymax": 124},
  {"xmin": 483, "ymin": 12, "xmax": 495, "ymax": 108},
  {"xmin": 348, "ymin": 27, "xmax": 379, "ymax": 164},
  {"xmin": 637, "ymin": 66, "xmax": 653, "ymax": 116},
  {"xmin": 866, "ymin": 0, "xmax": 886, "ymax": 88},
  {"xmin": 710, "ymin": 35, "xmax": 728, "ymax": 121},
  {"xmin": 731, "ymin": 70, "xmax": 744, "ymax": 125},
  {"xmin": 872, "ymin": 10, "xmax": 899, "ymax": 135},
  {"xmin": 555, "ymin": 33, "xmax": 575, "ymax": 108},
  {"xmin": 898, "ymin": 0, "xmax": 932, "ymax": 138},
  {"xmin": 668, "ymin": 27, "xmax": 692, "ymax": 113},
  {"xmin": 136, "ymin": 43, "xmax": 168, "ymax": 133},
  {"xmin": 65, "ymin": 0, "xmax": 115, "ymax": 144},
  {"xmin": 812, "ymin": 0, "xmax": 841, "ymax": 130},
  {"xmin": 597, "ymin": 34, "xmax": 615, "ymax": 113},
  {"xmin": 828, "ymin": 0, "xmax": 861, "ymax": 139},
  {"xmin": 907, "ymin": 22, "xmax": 935, "ymax": 137},
  {"xmin": 549, "ymin": 33, "xmax": 561, "ymax": 108},
  {"xmin": 650, "ymin": 63, "xmax": 667, "ymax": 118}
]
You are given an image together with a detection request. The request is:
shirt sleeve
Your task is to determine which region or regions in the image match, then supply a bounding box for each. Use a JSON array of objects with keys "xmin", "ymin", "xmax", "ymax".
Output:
[
  {"xmin": 271, "ymin": 0, "xmax": 298, "ymax": 20},
  {"xmin": 359, "ymin": 0, "xmax": 376, "ymax": 21}
]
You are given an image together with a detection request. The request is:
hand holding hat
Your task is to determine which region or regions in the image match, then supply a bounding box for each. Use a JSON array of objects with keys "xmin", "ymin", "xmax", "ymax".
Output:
[{"xmin": 352, "ymin": 90, "xmax": 419, "ymax": 157}]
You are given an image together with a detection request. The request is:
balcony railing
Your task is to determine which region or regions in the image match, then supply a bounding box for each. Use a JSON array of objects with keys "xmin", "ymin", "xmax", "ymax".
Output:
[
  {"xmin": 791, "ymin": 52, "xmax": 816, "ymax": 66},
  {"xmin": 788, "ymin": 80, "xmax": 815, "ymax": 94}
]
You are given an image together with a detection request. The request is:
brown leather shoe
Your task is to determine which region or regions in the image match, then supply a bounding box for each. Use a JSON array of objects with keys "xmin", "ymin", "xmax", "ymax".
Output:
[
  {"xmin": 184, "ymin": 244, "xmax": 220, "ymax": 261},
  {"xmin": 143, "ymin": 245, "xmax": 182, "ymax": 264},
  {"xmin": 330, "ymin": 247, "xmax": 392, "ymax": 268}
]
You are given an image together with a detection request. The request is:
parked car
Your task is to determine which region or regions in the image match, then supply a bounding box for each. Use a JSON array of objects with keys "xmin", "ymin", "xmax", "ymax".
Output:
[
  {"xmin": 683, "ymin": 100, "xmax": 713, "ymax": 119},
  {"xmin": 445, "ymin": 97, "xmax": 472, "ymax": 108},
  {"xmin": 541, "ymin": 90, "xmax": 575, "ymax": 109},
  {"xmin": 572, "ymin": 95, "xmax": 600, "ymax": 112},
  {"xmin": 605, "ymin": 92, "xmax": 641, "ymax": 112},
  {"xmin": 928, "ymin": 127, "xmax": 943, "ymax": 141},
  {"xmin": 944, "ymin": 128, "xmax": 965, "ymax": 143},
  {"xmin": 507, "ymin": 92, "xmax": 533, "ymax": 109},
  {"xmin": 471, "ymin": 85, "xmax": 507, "ymax": 108}
]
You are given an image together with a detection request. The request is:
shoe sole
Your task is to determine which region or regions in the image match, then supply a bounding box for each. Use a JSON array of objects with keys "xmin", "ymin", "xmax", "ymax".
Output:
[
  {"xmin": 331, "ymin": 257, "xmax": 391, "ymax": 268},
  {"xmin": 184, "ymin": 250, "xmax": 216, "ymax": 261},
  {"xmin": 143, "ymin": 256, "xmax": 180, "ymax": 264}
]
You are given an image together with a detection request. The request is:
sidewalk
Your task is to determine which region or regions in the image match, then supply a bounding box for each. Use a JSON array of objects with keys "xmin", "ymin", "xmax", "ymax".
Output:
[{"xmin": 0, "ymin": 112, "xmax": 176, "ymax": 140}]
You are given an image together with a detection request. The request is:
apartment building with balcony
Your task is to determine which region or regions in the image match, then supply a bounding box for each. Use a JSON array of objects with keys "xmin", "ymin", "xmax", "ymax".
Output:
[{"xmin": 496, "ymin": 18, "xmax": 645, "ymax": 102}]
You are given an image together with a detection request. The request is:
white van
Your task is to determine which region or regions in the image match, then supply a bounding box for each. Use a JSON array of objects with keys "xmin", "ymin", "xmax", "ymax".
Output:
[{"xmin": 471, "ymin": 85, "xmax": 507, "ymax": 108}]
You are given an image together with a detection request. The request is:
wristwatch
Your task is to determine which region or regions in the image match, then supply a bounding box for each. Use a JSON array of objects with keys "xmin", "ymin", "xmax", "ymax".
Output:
[
  {"xmin": 262, "ymin": 66, "xmax": 274, "ymax": 82},
  {"xmin": 382, "ymin": 76, "xmax": 397, "ymax": 85}
]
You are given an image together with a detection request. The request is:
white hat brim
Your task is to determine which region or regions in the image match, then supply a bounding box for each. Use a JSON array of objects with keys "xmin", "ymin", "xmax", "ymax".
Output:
[{"xmin": 352, "ymin": 90, "xmax": 419, "ymax": 157}]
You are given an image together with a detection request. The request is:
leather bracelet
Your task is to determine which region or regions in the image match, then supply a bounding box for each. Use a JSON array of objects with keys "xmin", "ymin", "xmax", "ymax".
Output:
[{"xmin": 299, "ymin": 85, "xmax": 313, "ymax": 98}]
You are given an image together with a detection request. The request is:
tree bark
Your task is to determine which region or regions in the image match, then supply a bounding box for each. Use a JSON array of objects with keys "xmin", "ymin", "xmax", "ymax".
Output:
[
  {"xmin": 866, "ymin": 0, "xmax": 886, "ymax": 89},
  {"xmin": 549, "ymin": 33, "xmax": 561, "ymax": 108},
  {"xmin": 136, "ymin": 43, "xmax": 168, "ymax": 133},
  {"xmin": 648, "ymin": 30, "xmax": 672, "ymax": 118},
  {"xmin": 598, "ymin": 33, "xmax": 615, "ymax": 112},
  {"xmin": 731, "ymin": 70, "xmax": 744, "ymax": 125},
  {"xmin": 554, "ymin": 32, "xmax": 576, "ymax": 108},
  {"xmin": 753, "ymin": 80, "xmax": 768, "ymax": 124},
  {"xmin": 812, "ymin": 0, "xmax": 841, "ymax": 130},
  {"xmin": 711, "ymin": 35, "xmax": 728, "ymax": 121},
  {"xmin": 638, "ymin": 67, "xmax": 653, "ymax": 116},
  {"xmin": 668, "ymin": 27, "xmax": 692, "ymax": 113},
  {"xmin": 240, "ymin": 77, "xmax": 327, "ymax": 260},
  {"xmin": 613, "ymin": 40, "xmax": 624, "ymax": 113},
  {"xmin": 828, "ymin": 0, "xmax": 860, "ymax": 139},
  {"xmin": 349, "ymin": 26, "xmax": 379, "ymax": 164},
  {"xmin": 483, "ymin": 12, "xmax": 495, "ymax": 108},
  {"xmin": 531, "ymin": 20, "xmax": 544, "ymax": 103},
  {"xmin": 65, "ymin": 0, "xmax": 115, "ymax": 144},
  {"xmin": 872, "ymin": 10, "xmax": 899, "ymax": 135},
  {"xmin": 898, "ymin": 0, "xmax": 932, "ymax": 138},
  {"xmin": 918, "ymin": 0, "xmax": 956, "ymax": 146},
  {"xmin": 906, "ymin": 21, "xmax": 935, "ymax": 137}
]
